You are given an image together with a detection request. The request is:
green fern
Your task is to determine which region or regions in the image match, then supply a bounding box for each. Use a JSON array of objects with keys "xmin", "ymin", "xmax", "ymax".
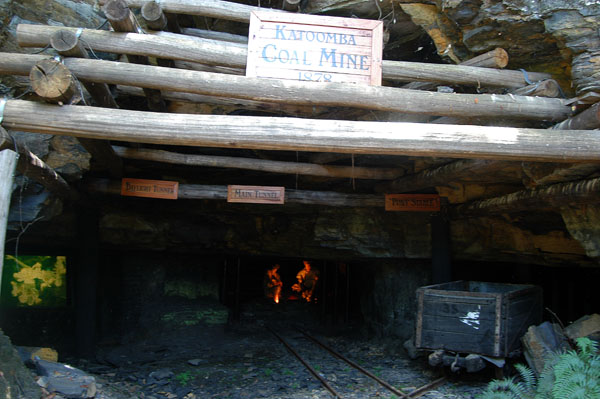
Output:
[{"xmin": 478, "ymin": 337, "xmax": 600, "ymax": 399}]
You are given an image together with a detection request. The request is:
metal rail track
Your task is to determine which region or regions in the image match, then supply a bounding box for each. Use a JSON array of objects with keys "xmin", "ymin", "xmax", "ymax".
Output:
[{"xmin": 267, "ymin": 325, "xmax": 446, "ymax": 399}]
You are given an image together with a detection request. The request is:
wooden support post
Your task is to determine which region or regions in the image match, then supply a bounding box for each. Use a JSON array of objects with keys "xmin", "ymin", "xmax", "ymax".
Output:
[
  {"xmin": 17, "ymin": 25, "xmax": 548, "ymax": 90},
  {"xmin": 0, "ymin": 127, "xmax": 77, "ymax": 199},
  {"xmin": 27, "ymin": 47, "xmax": 122, "ymax": 178},
  {"xmin": 0, "ymin": 100, "xmax": 593, "ymax": 162},
  {"xmin": 181, "ymin": 27, "xmax": 248, "ymax": 44},
  {"xmin": 552, "ymin": 102, "xmax": 600, "ymax": 130},
  {"xmin": 0, "ymin": 149, "xmax": 18, "ymax": 299},
  {"xmin": 282, "ymin": 0, "xmax": 301, "ymax": 11},
  {"xmin": 375, "ymin": 160, "xmax": 516, "ymax": 193},
  {"xmin": 510, "ymin": 79, "xmax": 562, "ymax": 98},
  {"xmin": 102, "ymin": 0, "xmax": 167, "ymax": 112},
  {"xmin": 0, "ymin": 54, "xmax": 573, "ymax": 121},
  {"xmin": 75, "ymin": 209, "xmax": 99, "ymax": 358},
  {"xmin": 29, "ymin": 59, "xmax": 81, "ymax": 104},
  {"xmin": 431, "ymin": 199, "xmax": 451, "ymax": 284},
  {"xmin": 460, "ymin": 48, "xmax": 509, "ymax": 68},
  {"xmin": 141, "ymin": 1, "xmax": 168, "ymax": 30},
  {"xmin": 112, "ymin": 145, "xmax": 403, "ymax": 179},
  {"xmin": 50, "ymin": 30, "xmax": 118, "ymax": 108},
  {"xmin": 451, "ymin": 176, "xmax": 600, "ymax": 217}
]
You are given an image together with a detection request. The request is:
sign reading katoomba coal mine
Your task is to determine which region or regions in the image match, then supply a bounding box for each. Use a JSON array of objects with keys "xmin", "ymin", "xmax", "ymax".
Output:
[{"xmin": 247, "ymin": 12, "xmax": 383, "ymax": 85}]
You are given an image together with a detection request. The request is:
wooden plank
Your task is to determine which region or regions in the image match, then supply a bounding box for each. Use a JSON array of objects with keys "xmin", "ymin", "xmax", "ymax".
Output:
[
  {"xmin": 85, "ymin": 178, "xmax": 385, "ymax": 207},
  {"xmin": 112, "ymin": 145, "xmax": 404, "ymax": 179},
  {"xmin": 418, "ymin": 329, "xmax": 496, "ymax": 355},
  {"xmin": 227, "ymin": 185, "xmax": 285, "ymax": 204},
  {"xmin": 121, "ymin": 177, "xmax": 178, "ymax": 199},
  {"xmin": 0, "ymin": 53, "xmax": 574, "ymax": 121},
  {"xmin": 420, "ymin": 314, "xmax": 493, "ymax": 335},
  {"xmin": 421, "ymin": 298, "xmax": 497, "ymax": 320},
  {"xmin": 0, "ymin": 149, "xmax": 18, "ymax": 299},
  {"xmin": 0, "ymin": 100, "xmax": 596, "ymax": 163},
  {"xmin": 102, "ymin": 0, "xmax": 167, "ymax": 112},
  {"xmin": 385, "ymin": 194, "xmax": 440, "ymax": 211},
  {"xmin": 17, "ymin": 25, "xmax": 549, "ymax": 90}
]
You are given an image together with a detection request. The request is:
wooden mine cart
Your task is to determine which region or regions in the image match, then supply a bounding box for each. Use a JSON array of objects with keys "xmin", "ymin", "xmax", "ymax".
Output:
[{"xmin": 415, "ymin": 281, "xmax": 543, "ymax": 360}]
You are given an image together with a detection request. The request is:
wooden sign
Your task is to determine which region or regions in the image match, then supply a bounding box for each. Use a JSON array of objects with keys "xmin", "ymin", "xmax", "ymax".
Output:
[
  {"xmin": 385, "ymin": 194, "xmax": 441, "ymax": 212},
  {"xmin": 227, "ymin": 185, "xmax": 285, "ymax": 204},
  {"xmin": 247, "ymin": 11, "xmax": 383, "ymax": 85},
  {"xmin": 121, "ymin": 178, "xmax": 178, "ymax": 200}
]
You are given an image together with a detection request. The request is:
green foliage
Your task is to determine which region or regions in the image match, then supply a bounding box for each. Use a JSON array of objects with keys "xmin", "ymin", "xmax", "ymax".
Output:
[
  {"xmin": 175, "ymin": 371, "xmax": 193, "ymax": 386},
  {"xmin": 478, "ymin": 337, "xmax": 600, "ymax": 399},
  {"xmin": 263, "ymin": 367, "xmax": 273, "ymax": 377}
]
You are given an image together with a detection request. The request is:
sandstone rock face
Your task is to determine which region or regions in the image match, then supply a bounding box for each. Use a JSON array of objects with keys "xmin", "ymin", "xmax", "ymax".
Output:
[
  {"xmin": 400, "ymin": 0, "xmax": 600, "ymax": 94},
  {"xmin": 561, "ymin": 205, "xmax": 600, "ymax": 260}
]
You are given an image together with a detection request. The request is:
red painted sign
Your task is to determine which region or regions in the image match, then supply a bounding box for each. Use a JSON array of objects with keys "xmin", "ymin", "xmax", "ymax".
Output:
[
  {"xmin": 227, "ymin": 185, "xmax": 285, "ymax": 204},
  {"xmin": 385, "ymin": 194, "xmax": 441, "ymax": 212},
  {"xmin": 121, "ymin": 178, "xmax": 178, "ymax": 200}
]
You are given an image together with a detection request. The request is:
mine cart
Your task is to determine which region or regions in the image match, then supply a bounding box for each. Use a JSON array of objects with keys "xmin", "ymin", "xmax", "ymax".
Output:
[{"xmin": 415, "ymin": 281, "xmax": 543, "ymax": 372}]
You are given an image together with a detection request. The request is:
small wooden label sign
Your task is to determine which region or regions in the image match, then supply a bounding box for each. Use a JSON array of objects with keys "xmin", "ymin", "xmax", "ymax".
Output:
[
  {"xmin": 385, "ymin": 194, "xmax": 441, "ymax": 212},
  {"xmin": 121, "ymin": 178, "xmax": 179, "ymax": 200},
  {"xmin": 227, "ymin": 185, "xmax": 285, "ymax": 204},
  {"xmin": 247, "ymin": 11, "xmax": 383, "ymax": 85}
]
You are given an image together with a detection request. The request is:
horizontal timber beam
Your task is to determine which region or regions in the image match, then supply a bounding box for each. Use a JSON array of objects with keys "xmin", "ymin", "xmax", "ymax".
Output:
[
  {"xmin": 0, "ymin": 127, "xmax": 77, "ymax": 199},
  {"xmin": 16, "ymin": 24, "xmax": 550, "ymax": 89},
  {"xmin": 375, "ymin": 159, "xmax": 516, "ymax": 193},
  {"xmin": 0, "ymin": 54, "xmax": 572, "ymax": 121},
  {"xmin": 451, "ymin": 176, "xmax": 600, "ymax": 218},
  {"xmin": 112, "ymin": 146, "xmax": 403, "ymax": 179},
  {"xmin": 85, "ymin": 178, "xmax": 385, "ymax": 207},
  {"xmin": 1, "ymin": 100, "xmax": 598, "ymax": 162}
]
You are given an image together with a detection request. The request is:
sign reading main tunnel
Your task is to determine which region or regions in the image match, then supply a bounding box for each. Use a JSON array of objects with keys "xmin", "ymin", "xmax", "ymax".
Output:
[
  {"xmin": 246, "ymin": 11, "xmax": 383, "ymax": 85},
  {"xmin": 227, "ymin": 185, "xmax": 285, "ymax": 204},
  {"xmin": 385, "ymin": 194, "xmax": 441, "ymax": 212}
]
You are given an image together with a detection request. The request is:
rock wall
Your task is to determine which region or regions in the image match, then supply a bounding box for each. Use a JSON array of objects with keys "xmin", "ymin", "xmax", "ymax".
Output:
[{"xmin": 400, "ymin": 0, "xmax": 600, "ymax": 94}]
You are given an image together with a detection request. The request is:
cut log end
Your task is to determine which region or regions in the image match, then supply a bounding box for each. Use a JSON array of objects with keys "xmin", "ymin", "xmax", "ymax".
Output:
[
  {"xmin": 29, "ymin": 59, "xmax": 78, "ymax": 104},
  {"xmin": 49, "ymin": 30, "xmax": 79, "ymax": 53},
  {"xmin": 102, "ymin": 0, "xmax": 131, "ymax": 22},
  {"xmin": 141, "ymin": 1, "xmax": 167, "ymax": 30}
]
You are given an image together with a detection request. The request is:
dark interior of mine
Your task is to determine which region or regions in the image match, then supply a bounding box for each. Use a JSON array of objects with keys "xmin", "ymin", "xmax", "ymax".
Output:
[{"xmin": 1, "ymin": 0, "xmax": 600, "ymax": 397}]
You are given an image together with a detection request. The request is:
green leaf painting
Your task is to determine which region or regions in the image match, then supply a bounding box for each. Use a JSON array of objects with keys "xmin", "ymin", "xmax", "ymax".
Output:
[{"xmin": 1, "ymin": 255, "xmax": 67, "ymax": 307}]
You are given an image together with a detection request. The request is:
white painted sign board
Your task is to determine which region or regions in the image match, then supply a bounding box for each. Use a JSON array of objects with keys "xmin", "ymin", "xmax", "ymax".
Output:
[{"xmin": 247, "ymin": 11, "xmax": 383, "ymax": 85}]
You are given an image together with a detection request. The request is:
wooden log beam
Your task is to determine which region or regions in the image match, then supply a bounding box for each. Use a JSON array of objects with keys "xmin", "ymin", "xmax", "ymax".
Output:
[
  {"xmin": 29, "ymin": 59, "xmax": 81, "ymax": 104},
  {"xmin": 0, "ymin": 127, "xmax": 77, "ymax": 199},
  {"xmin": 17, "ymin": 25, "xmax": 548, "ymax": 90},
  {"xmin": 85, "ymin": 178, "xmax": 385, "ymax": 207},
  {"xmin": 451, "ymin": 176, "xmax": 600, "ymax": 217},
  {"xmin": 552, "ymin": 102, "xmax": 600, "ymax": 130},
  {"xmin": 102, "ymin": 0, "xmax": 167, "ymax": 112},
  {"xmin": 98, "ymin": 0, "xmax": 276, "ymax": 23},
  {"xmin": 1, "ymin": 100, "xmax": 597, "ymax": 162},
  {"xmin": 116, "ymin": 85, "xmax": 333, "ymax": 116},
  {"xmin": 141, "ymin": 1, "xmax": 168, "ymax": 30},
  {"xmin": 460, "ymin": 48, "xmax": 509, "ymax": 69},
  {"xmin": 112, "ymin": 145, "xmax": 403, "ymax": 179},
  {"xmin": 0, "ymin": 148, "xmax": 18, "ymax": 297},
  {"xmin": 511, "ymin": 79, "xmax": 562, "ymax": 98},
  {"xmin": 181, "ymin": 27, "xmax": 248, "ymax": 44},
  {"xmin": 17, "ymin": 24, "xmax": 248, "ymax": 69},
  {"xmin": 49, "ymin": 30, "xmax": 123, "ymax": 178},
  {"xmin": 0, "ymin": 54, "xmax": 573, "ymax": 121},
  {"xmin": 374, "ymin": 159, "xmax": 515, "ymax": 193}
]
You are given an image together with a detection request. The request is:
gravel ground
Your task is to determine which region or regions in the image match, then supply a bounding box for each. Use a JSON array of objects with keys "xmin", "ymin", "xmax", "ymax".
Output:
[{"xmin": 59, "ymin": 300, "xmax": 490, "ymax": 399}]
